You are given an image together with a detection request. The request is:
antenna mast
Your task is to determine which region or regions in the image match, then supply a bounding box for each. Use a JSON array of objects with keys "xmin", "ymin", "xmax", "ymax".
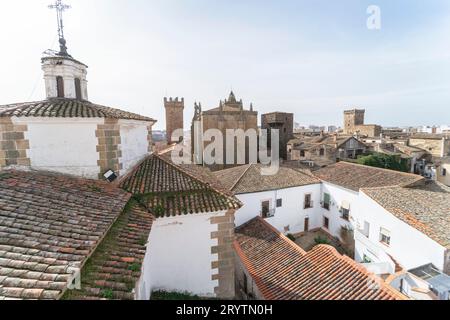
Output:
[{"xmin": 48, "ymin": 0, "xmax": 71, "ymax": 56}]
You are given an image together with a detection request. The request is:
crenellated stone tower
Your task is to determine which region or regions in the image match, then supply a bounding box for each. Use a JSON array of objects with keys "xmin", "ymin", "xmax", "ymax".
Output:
[{"xmin": 164, "ymin": 97, "xmax": 184, "ymax": 144}]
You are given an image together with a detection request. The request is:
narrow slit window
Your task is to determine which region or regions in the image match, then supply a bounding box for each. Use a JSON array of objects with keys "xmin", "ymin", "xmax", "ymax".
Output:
[
  {"xmin": 56, "ymin": 76, "xmax": 64, "ymax": 98},
  {"xmin": 75, "ymin": 78, "xmax": 82, "ymax": 100}
]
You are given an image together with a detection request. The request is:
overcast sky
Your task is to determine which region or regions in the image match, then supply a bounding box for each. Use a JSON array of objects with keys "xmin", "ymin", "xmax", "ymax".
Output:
[{"xmin": 0, "ymin": 0, "xmax": 449, "ymax": 129}]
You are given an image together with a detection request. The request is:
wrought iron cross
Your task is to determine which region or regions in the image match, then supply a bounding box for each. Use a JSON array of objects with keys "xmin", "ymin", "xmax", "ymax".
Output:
[{"xmin": 48, "ymin": 0, "xmax": 71, "ymax": 55}]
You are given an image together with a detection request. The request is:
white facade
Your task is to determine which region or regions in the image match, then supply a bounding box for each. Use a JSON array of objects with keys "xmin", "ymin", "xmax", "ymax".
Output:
[
  {"xmin": 16, "ymin": 117, "xmax": 102, "ymax": 179},
  {"xmin": 319, "ymin": 182, "xmax": 358, "ymax": 239},
  {"xmin": 138, "ymin": 211, "xmax": 226, "ymax": 300},
  {"xmin": 234, "ymin": 184, "xmax": 322, "ymax": 234},
  {"xmin": 11, "ymin": 117, "xmax": 151, "ymax": 179},
  {"xmin": 315, "ymin": 181, "xmax": 448, "ymax": 275},
  {"xmin": 119, "ymin": 119, "xmax": 151, "ymax": 176},
  {"xmin": 354, "ymin": 191, "xmax": 447, "ymax": 272}
]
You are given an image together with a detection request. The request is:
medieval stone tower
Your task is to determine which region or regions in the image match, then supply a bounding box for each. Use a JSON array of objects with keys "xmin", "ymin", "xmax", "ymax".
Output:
[
  {"xmin": 344, "ymin": 109, "xmax": 365, "ymax": 134},
  {"xmin": 164, "ymin": 97, "xmax": 184, "ymax": 144}
]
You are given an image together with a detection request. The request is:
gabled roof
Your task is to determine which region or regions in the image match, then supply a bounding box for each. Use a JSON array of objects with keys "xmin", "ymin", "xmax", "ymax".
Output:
[
  {"xmin": 213, "ymin": 164, "xmax": 320, "ymax": 194},
  {"xmin": 234, "ymin": 217, "xmax": 406, "ymax": 300},
  {"xmin": 314, "ymin": 162, "xmax": 424, "ymax": 192},
  {"xmin": 0, "ymin": 99, "xmax": 155, "ymax": 122},
  {"xmin": 63, "ymin": 204, "xmax": 154, "ymax": 300},
  {"xmin": 120, "ymin": 154, "xmax": 242, "ymax": 217},
  {"xmin": 0, "ymin": 170, "xmax": 131, "ymax": 300},
  {"xmin": 362, "ymin": 181, "xmax": 450, "ymax": 249}
]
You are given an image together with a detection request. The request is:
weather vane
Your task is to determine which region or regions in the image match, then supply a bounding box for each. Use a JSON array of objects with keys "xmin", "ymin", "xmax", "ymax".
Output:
[{"xmin": 48, "ymin": 0, "xmax": 71, "ymax": 56}]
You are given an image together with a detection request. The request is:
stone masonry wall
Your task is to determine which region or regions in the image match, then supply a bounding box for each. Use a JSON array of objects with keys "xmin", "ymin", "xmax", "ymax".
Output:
[
  {"xmin": 96, "ymin": 119, "xmax": 122, "ymax": 179},
  {"xmin": 147, "ymin": 123, "xmax": 153, "ymax": 153},
  {"xmin": 211, "ymin": 209, "xmax": 236, "ymax": 298},
  {"xmin": 0, "ymin": 117, "xmax": 30, "ymax": 168}
]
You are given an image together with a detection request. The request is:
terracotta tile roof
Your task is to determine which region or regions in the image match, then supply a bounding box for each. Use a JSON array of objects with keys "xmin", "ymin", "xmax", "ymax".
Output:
[
  {"xmin": 120, "ymin": 154, "xmax": 241, "ymax": 217},
  {"xmin": 0, "ymin": 99, "xmax": 155, "ymax": 122},
  {"xmin": 234, "ymin": 217, "xmax": 407, "ymax": 300},
  {"xmin": 0, "ymin": 170, "xmax": 131, "ymax": 300},
  {"xmin": 213, "ymin": 164, "xmax": 320, "ymax": 194},
  {"xmin": 314, "ymin": 162, "xmax": 424, "ymax": 192},
  {"xmin": 362, "ymin": 181, "xmax": 450, "ymax": 249},
  {"xmin": 157, "ymin": 150, "xmax": 235, "ymax": 197},
  {"xmin": 64, "ymin": 204, "xmax": 154, "ymax": 300},
  {"xmin": 410, "ymin": 134, "xmax": 448, "ymax": 140}
]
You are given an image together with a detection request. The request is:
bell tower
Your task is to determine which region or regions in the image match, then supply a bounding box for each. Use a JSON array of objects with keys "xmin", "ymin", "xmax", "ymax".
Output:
[{"xmin": 42, "ymin": 0, "xmax": 88, "ymax": 101}]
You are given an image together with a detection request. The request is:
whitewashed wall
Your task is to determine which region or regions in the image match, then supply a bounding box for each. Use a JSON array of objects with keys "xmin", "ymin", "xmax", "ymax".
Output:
[
  {"xmin": 118, "ymin": 120, "xmax": 150, "ymax": 176},
  {"xmin": 15, "ymin": 117, "xmax": 102, "ymax": 179},
  {"xmin": 319, "ymin": 182, "xmax": 358, "ymax": 239},
  {"xmin": 138, "ymin": 211, "xmax": 226, "ymax": 300},
  {"xmin": 235, "ymin": 184, "xmax": 322, "ymax": 234},
  {"xmin": 354, "ymin": 191, "xmax": 446, "ymax": 271}
]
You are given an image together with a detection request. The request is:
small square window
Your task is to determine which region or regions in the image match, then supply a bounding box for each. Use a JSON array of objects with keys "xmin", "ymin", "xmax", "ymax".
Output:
[
  {"xmin": 276, "ymin": 199, "xmax": 282, "ymax": 208},
  {"xmin": 380, "ymin": 227, "xmax": 391, "ymax": 246}
]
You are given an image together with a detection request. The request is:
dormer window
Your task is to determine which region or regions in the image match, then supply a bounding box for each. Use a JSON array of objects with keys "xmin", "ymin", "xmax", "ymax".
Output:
[
  {"xmin": 56, "ymin": 76, "xmax": 64, "ymax": 98},
  {"xmin": 75, "ymin": 78, "xmax": 82, "ymax": 100}
]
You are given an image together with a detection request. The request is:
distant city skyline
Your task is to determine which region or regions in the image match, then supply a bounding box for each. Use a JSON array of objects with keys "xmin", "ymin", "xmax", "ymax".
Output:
[{"xmin": 0, "ymin": 0, "xmax": 449, "ymax": 130}]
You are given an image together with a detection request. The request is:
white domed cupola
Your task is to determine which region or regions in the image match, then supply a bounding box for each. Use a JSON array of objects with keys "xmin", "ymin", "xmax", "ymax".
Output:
[{"xmin": 42, "ymin": 54, "xmax": 89, "ymax": 101}]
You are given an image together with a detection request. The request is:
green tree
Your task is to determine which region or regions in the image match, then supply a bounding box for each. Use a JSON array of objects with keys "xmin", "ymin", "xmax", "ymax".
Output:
[{"xmin": 356, "ymin": 153, "xmax": 409, "ymax": 172}]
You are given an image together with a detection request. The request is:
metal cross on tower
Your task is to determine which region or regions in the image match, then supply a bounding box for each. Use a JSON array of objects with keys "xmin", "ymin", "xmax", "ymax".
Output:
[{"xmin": 48, "ymin": 0, "xmax": 71, "ymax": 56}]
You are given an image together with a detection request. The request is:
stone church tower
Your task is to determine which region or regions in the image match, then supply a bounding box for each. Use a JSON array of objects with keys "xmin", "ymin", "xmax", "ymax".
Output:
[
  {"xmin": 191, "ymin": 91, "xmax": 258, "ymax": 169},
  {"xmin": 164, "ymin": 97, "xmax": 184, "ymax": 144}
]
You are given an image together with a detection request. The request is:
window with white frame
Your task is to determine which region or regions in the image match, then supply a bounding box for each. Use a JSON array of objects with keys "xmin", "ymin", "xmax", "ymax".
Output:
[
  {"xmin": 380, "ymin": 227, "xmax": 391, "ymax": 246},
  {"xmin": 340, "ymin": 201, "xmax": 350, "ymax": 221}
]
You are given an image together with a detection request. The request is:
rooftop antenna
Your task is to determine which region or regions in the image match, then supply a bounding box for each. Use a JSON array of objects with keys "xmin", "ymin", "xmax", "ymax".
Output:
[{"xmin": 48, "ymin": 0, "xmax": 71, "ymax": 56}]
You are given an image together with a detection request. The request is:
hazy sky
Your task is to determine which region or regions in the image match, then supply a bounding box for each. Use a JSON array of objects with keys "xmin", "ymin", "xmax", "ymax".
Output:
[{"xmin": 0, "ymin": 0, "xmax": 449, "ymax": 129}]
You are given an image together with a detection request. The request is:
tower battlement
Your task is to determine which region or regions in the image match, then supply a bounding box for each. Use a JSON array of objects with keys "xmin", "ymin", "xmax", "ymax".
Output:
[{"xmin": 164, "ymin": 97, "xmax": 185, "ymax": 144}]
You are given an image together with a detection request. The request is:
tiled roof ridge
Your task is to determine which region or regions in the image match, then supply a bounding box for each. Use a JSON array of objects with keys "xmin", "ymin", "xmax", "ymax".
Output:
[
  {"xmin": 237, "ymin": 217, "xmax": 307, "ymax": 256},
  {"xmin": 339, "ymin": 161, "xmax": 424, "ymax": 180},
  {"xmin": 56, "ymin": 201, "xmax": 127, "ymax": 300},
  {"xmin": 1, "ymin": 168, "xmax": 118, "ymax": 189},
  {"xmin": 305, "ymin": 246, "xmax": 407, "ymax": 300},
  {"xmin": 229, "ymin": 164, "xmax": 253, "ymax": 191},
  {"xmin": 155, "ymin": 153, "xmax": 242, "ymax": 207},
  {"xmin": 64, "ymin": 203, "xmax": 154, "ymax": 300},
  {"xmin": 0, "ymin": 99, "xmax": 156, "ymax": 122},
  {"xmin": 285, "ymin": 166, "xmax": 321, "ymax": 180},
  {"xmin": 233, "ymin": 240, "xmax": 274, "ymax": 300},
  {"xmin": 235, "ymin": 218, "xmax": 407, "ymax": 300}
]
